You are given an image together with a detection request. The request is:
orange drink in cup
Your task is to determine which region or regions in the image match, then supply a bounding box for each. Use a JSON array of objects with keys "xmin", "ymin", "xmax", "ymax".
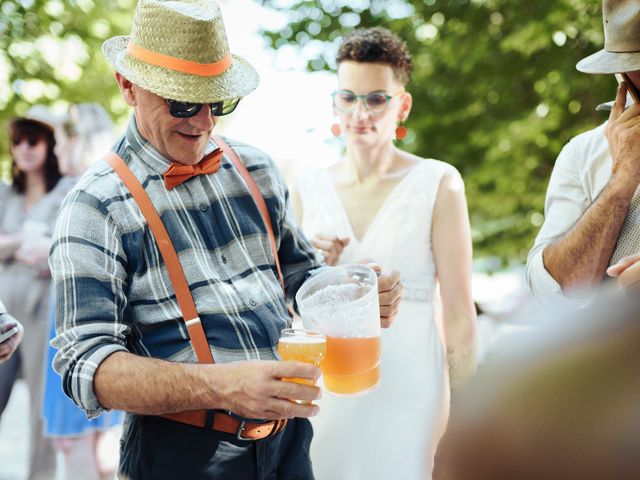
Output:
[{"xmin": 278, "ymin": 329, "xmax": 326, "ymax": 390}]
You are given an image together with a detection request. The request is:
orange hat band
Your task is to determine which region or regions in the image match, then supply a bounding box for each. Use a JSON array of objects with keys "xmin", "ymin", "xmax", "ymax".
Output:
[{"xmin": 126, "ymin": 43, "xmax": 232, "ymax": 77}]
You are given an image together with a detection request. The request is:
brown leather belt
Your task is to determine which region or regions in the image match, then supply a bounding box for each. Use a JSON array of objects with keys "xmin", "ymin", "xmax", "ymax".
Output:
[{"xmin": 160, "ymin": 410, "xmax": 288, "ymax": 441}]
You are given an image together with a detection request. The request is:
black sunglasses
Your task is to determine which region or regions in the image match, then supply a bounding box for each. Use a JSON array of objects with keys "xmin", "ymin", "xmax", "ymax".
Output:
[
  {"xmin": 166, "ymin": 98, "xmax": 241, "ymax": 118},
  {"xmin": 11, "ymin": 136, "xmax": 42, "ymax": 147}
]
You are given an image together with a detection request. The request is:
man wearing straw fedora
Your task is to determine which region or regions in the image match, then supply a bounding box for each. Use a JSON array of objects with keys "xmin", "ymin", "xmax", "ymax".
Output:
[
  {"xmin": 526, "ymin": 0, "xmax": 640, "ymax": 299},
  {"xmin": 49, "ymin": 1, "xmax": 402, "ymax": 478}
]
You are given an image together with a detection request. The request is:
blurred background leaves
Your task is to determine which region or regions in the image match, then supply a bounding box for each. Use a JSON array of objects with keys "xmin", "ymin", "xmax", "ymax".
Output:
[
  {"xmin": 0, "ymin": 0, "xmax": 617, "ymax": 264},
  {"xmin": 0, "ymin": 0, "xmax": 135, "ymax": 178}
]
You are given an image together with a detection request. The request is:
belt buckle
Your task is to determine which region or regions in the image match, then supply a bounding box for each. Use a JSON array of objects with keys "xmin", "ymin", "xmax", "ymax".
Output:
[
  {"xmin": 235, "ymin": 420, "xmax": 254, "ymax": 441},
  {"xmin": 235, "ymin": 419, "xmax": 282, "ymax": 441}
]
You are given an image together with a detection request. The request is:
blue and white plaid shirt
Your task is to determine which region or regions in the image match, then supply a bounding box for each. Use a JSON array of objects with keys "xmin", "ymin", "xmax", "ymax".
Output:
[{"xmin": 49, "ymin": 117, "xmax": 320, "ymax": 417}]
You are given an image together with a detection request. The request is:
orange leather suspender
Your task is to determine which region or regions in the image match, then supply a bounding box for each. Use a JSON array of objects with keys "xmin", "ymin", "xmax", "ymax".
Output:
[
  {"xmin": 213, "ymin": 136, "xmax": 286, "ymax": 291},
  {"xmin": 106, "ymin": 152, "xmax": 215, "ymax": 365}
]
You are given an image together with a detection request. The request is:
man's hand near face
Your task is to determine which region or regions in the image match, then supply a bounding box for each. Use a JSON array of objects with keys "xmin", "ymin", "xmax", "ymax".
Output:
[{"xmin": 606, "ymin": 82, "xmax": 640, "ymax": 188}]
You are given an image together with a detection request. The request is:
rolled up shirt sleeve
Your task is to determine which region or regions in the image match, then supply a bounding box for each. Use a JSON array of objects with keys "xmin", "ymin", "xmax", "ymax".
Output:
[
  {"xmin": 49, "ymin": 188, "xmax": 130, "ymax": 418},
  {"xmin": 526, "ymin": 137, "xmax": 592, "ymax": 299},
  {"xmin": 526, "ymin": 245, "xmax": 563, "ymax": 298}
]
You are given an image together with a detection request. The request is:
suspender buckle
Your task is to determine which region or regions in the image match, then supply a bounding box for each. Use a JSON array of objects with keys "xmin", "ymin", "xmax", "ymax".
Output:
[{"xmin": 185, "ymin": 317, "xmax": 201, "ymax": 327}]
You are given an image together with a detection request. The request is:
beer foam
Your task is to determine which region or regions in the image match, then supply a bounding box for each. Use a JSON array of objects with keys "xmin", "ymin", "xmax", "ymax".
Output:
[
  {"xmin": 299, "ymin": 283, "xmax": 380, "ymax": 337},
  {"xmin": 279, "ymin": 335, "xmax": 325, "ymax": 344},
  {"xmin": 302, "ymin": 283, "xmax": 365, "ymax": 309}
]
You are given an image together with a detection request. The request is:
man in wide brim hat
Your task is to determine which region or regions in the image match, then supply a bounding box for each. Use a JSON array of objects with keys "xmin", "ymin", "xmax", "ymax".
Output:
[
  {"xmin": 526, "ymin": 0, "xmax": 640, "ymax": 300},
  {"xmin": 49, "ymin": 1, "xmax": 402, "ymax": 478}
]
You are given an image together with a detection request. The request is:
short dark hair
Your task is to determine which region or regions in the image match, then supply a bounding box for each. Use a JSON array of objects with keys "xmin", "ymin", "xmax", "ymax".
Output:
[
  {"xmin": 336, "ymin": 27, "xmax": 413, "ymax": 85},
  {"xmin": 10, "ymin": 120, "xmax": 62, "ymax": 194}
]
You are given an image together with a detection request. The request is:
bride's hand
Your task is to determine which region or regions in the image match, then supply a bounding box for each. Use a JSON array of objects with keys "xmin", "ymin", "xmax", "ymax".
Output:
[
  {"xmin": 374, "ymin": 266, "xmax": 402, "ymax": 328},
  {"xmin": 310, "ymin": 235, "xmax": 350, "ymax": 265}
]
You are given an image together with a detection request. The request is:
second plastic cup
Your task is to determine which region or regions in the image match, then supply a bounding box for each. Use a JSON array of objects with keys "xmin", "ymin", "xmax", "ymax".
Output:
[
  {"xmin": 278, "ymin": 328, "xmax": 326, "ymax": 404},
  {"xmin": 277, "ymin": 328, "xmax": 327, "ymax": 385}
]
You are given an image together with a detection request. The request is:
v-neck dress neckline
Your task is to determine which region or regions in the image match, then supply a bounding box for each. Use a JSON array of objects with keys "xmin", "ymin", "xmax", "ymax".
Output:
[{"xmin": 324, "ymin": 163, "xmax": 423, "ymax": 247}]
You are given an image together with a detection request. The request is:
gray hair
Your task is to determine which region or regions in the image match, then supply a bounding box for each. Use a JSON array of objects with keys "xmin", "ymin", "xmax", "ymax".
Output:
[{"xmin": 62, "ymin": 103, "xmax": 116, "ymax": 175}]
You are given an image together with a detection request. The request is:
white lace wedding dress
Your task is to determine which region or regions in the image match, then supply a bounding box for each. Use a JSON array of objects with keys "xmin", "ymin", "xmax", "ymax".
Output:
[{"xmin": 296, "ymin": 160, "xmax": 453, "ymax": 480}]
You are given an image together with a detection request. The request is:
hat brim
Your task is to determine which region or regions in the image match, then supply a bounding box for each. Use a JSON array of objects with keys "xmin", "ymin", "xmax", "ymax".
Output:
[
  {"xmin": 102, "ymin": 36, "xmax": 259, "ymax": 103},
  {"xmin": 577, "ymin": 48, "xmax": 640, "ymax": 74},
  {"xmin": 10, "ymin": 117, "xmax": 56, "ymax": 133}
]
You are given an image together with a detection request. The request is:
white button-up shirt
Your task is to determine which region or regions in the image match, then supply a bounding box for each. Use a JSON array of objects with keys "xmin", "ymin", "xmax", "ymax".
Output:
[{"xmin": 526, "ymin": 121, "xmax": 640, "ymax": 299}]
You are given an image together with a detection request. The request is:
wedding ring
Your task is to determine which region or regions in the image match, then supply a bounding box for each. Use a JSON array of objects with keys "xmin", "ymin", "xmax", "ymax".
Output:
[{"xmin": 314, "ymin": 248, "xmax": 325, "ymax": 263}]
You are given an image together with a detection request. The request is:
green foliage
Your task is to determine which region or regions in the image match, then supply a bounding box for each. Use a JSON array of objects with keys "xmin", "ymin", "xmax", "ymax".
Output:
[
  {"xmin": 260, "ymin": 0, "xmax": 616, "ymax": 263},
  {"xmin": 0, "ymin": 0, "xmax": 136, "ymax": 180},
  {"xmin": 0, "ymin": 0, "xmax": 617, "ymax": 263}
]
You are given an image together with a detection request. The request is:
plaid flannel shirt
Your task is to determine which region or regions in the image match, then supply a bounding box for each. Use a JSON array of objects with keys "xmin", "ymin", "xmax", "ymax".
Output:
[{"xmin": 49, "ymin": 117, "xmax": 320, "ymax": 417}]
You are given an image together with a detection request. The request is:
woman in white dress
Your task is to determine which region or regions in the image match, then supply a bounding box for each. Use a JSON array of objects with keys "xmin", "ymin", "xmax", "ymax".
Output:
[{"xmin": 292, "ymin": 28, "xmax": 477, "ymax": 479}]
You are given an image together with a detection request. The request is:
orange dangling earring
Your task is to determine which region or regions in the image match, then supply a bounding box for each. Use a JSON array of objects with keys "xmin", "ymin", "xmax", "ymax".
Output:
[
  {"xmin": 395, "ymin": 120, "xmax": 407, "ymax": 141},
  {"xmin": 331, "ymin": 122, "xmax": 342, "ymax": 137}
]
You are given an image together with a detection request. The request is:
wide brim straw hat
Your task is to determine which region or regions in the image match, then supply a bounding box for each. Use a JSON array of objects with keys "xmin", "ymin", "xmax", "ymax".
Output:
[
  {"xmin": 577, "ymin": 0, "xmax": 640, "ymax": 74},
  {"xmin": 102, "ymin": 0, "xmax": 259, "ymax": 103}
]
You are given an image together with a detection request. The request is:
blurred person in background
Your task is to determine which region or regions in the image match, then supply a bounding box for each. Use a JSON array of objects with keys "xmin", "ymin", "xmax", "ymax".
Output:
[
  {"xmin": 292, "ymin": 27, "xmax": 476, "ymax": 480},
  {"xmin": 527, "ymin": 0, "xmax": 640, "ymax": 301},
  {"xmin": 433, "ymin": 291, "xmax": 640, "ymax": 480},
  {"xmin": 41, "ymin": 103, "xmax": 123, "ymax": 480},
  {"xmin": 56, "ymin": 103, "xmax": 120, "ymax": 177},
  {"xmin": 0, "ymin": 300, "xmax": 23, "ymax": 363},
  {"xmin": 0, "ymin": 105, "xmax": 73, "ymax": 479}
]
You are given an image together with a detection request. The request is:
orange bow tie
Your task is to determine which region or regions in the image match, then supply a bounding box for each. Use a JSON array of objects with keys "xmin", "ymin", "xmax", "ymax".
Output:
[{"xmin": 163, "ymin": 149, "xmax": 223, "ymax": 190}]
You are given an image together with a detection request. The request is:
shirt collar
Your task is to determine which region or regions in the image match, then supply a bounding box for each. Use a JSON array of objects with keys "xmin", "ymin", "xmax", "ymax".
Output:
[{"xmin": 124, "ymin": 115, "xmax": 219, "ymax": 176}]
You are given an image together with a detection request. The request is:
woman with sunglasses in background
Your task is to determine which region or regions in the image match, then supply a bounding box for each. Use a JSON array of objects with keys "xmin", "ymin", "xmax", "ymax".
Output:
[
  {"xmin": 292, "ymin": 28, "xmax": 477, "ymax": 479},
  {"xmin": 41, "ymin": 103, "xmax": 123, "ymax": 480},
  {"xmin": 0, "ymin": 106, "xmax": 73, "ymax": 480}
]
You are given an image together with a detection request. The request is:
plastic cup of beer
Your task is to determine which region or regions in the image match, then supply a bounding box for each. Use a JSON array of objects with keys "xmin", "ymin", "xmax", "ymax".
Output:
[
  {"xmin": 278, "ymin": 328, "xmax": 326, "ymax": 401},
  {"xmin": 296, "ymin": 264, "xmax": 381, "ymax": 397}
]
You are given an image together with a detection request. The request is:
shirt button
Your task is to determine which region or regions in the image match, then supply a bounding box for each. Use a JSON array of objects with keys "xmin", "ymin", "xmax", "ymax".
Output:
[
  {"xmin": 249, "ymin": 298, "xmax": 257, "ymax": 307},
  {"xmin": 199, "ymin": 203, "xmax": 208, "ymax": 212},
  {"xmin": 221, "ymin": 255, "xmax": 227, "ymax": 264}
]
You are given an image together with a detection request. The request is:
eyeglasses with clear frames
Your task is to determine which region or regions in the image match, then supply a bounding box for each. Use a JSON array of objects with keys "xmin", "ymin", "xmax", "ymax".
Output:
[{"xmin": 332, "ymin": 88, "xmax": 405, "ymax": 114}]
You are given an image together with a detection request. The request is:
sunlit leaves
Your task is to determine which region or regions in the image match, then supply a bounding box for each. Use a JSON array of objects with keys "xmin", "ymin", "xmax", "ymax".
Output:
[{"xmin": 0, "ymin": 0, "xmax": 136, "ymax": 179}]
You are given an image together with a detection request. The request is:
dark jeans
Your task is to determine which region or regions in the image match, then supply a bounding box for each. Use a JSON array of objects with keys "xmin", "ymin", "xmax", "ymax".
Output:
[{"xmin": 118, "ymin": 414, "xmax": 315, "ymax": 480}]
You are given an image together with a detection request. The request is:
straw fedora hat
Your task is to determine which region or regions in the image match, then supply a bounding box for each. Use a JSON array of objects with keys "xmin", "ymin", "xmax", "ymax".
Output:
[
  {"xmin": 577, "ymin": 0, "xmax": 640, "ymax": 74},
  {"xmin": 102, "ymin": 0, "xmax": 259, "ymax": 103}
]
